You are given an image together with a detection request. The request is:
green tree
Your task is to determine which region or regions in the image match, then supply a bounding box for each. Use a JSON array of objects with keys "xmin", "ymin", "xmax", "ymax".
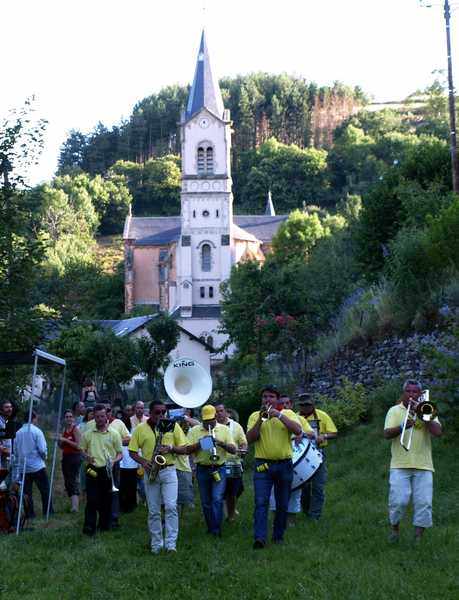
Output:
[
  {"xmin": 0, "ymin": 100, "xmax": 48, "ymax": 351},
  {"xmin": 272, "ymin": 209, "xmax": 327, "ymax": 262},
  {"xmin": 133, "ymin": 314, "xmax": 180, "ymax": 396}
]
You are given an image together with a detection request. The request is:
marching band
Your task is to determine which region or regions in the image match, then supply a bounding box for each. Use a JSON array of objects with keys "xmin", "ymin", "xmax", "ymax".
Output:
[{"xmin": 0, "ymin": 362, "xmax": 443, "ymax": 548}]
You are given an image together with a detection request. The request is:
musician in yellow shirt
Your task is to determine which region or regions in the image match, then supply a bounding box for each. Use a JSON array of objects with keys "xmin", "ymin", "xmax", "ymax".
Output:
[
  {"xmin": 383, "ymin": 379, "xmax": 442, "ymax": 543},
  {"xmin": 246, "ymin": 385, "xmax": 302, "ymax": 549},
  {"xmin": 128, "ymin": 400, "xmax": 187, "ymax": 554},
  {"xmin": 298, "ymin": 393, "xmax": 337, "ymax": 521},
  {"xmin": 80, "ymin": 404, "xmax": 122, "ymax": 536},
  {"xmin": 187, "ymin": 405, "xmax": 236, "ymax": 537}
]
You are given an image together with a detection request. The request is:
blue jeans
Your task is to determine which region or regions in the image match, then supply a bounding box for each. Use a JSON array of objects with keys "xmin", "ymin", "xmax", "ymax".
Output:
[
  {"xmin": 253, "ymin": 458, "xmax": 293, "ymax": 543},
  {"xmin": 196, "ymin": 464, "xmax": 227, "ymax": 535},
  {"xmin": 302, "ymin": 458, "xmax": 327, "ymax": 520}
]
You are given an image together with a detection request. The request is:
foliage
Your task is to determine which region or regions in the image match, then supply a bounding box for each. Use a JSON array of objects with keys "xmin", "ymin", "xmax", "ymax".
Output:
[
  {"xmin": 424, "ymin": 328, "xmax": 459, "ymax": 433},
  {"xmin": 315, "ymin": 378, "xmax": 367, "ymax": 431},
  {"xmin": 271, "ymin": 209, "xmax": 328, "ymax": 262},
  {"xmin": 0, "ymin": 100, "xmax": 48, "ymax": 351},
  {"xmin": 132, "ymin": 314, "xmax": 180, "ymax": 395},
  {"xmin": 239, "ymin": 138, "xmax": 330, "ymax": 212},
  {"xmin": 111, "ymin": 155, "xmax": 180, "ymax": 216},
  {"xmin": 48, "ymin": 324, "xmax": 137, "ymax": 392}
]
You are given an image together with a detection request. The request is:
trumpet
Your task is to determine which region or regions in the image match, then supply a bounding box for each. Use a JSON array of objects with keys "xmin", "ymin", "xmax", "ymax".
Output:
[
  {"xmin": 260, "ymin": 405, "xmax": 272, "ymax": 422},
  {"xmin": 105, "ymin": 453, "xmax": 119, "ymax": 493},
  {"xmin": 400, "ymin": 391, "xmax": 436, "ymax": 451}
]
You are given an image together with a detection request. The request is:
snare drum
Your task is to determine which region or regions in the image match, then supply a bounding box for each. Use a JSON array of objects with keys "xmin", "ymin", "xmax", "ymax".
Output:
[{"xmin": 291, "ymin": 437, "xmax": 323, "ymax": 491}]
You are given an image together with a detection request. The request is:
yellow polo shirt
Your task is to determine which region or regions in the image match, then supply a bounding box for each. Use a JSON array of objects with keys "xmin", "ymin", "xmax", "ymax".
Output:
[
  {"xmin": 298, "ymin": 416, "xmax": 314, "ymax": 436},
  {"xmin": 187, "ymin": 423, "xmax": 234, "ymax": 466},
  {"xmin": 80, "ymin": 428, "xmax": 122, "ymax": 467},
  {"xmin": 86, "ymin": 418, "xmax": 130, "ymax": 440},
  {"xmin": 222, "ymin": 419, "xmax": 247, "ymax": 464},
  {"xmin": 305, "ymin": 409, "xmax": 337, "ymax": 447},
  {"xmin": 384, "ymin": 404, "xmax": 439, "ymax": 471},
  {"xmin": 128, "ymin": 421, "xmax": 187, "ymax": 466},
  {"xmin": 247, "ymin": 409, "xmax": 301, "ymax": 460},
  {"xmin": 175, "ymin": 454, "xmax": 192, "ymax": 473}
]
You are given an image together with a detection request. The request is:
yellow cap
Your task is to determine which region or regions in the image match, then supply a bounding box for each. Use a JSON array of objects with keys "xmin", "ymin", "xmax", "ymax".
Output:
[{"xmin": 201, "ymin": 405, "xmax": 216, "ymax": 420}]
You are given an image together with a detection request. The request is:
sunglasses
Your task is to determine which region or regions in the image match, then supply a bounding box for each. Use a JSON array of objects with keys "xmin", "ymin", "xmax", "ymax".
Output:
[{"xmin": 153, "ymin": 409, "xmax": 167, "ymax": 415}]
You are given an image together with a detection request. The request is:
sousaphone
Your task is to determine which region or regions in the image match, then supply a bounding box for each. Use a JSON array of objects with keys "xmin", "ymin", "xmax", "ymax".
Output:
[{"xmin": 164, "ymin": 357, "xmax": 212, "ymax": 408}]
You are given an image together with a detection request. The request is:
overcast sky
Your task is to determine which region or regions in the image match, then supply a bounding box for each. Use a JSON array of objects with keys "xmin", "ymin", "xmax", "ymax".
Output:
[{"xmin": 2, "ymin": 0, "xmax": 455, "ymax": 184}]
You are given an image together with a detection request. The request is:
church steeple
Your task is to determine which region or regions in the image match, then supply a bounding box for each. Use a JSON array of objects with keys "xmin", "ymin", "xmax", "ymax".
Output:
[
  {"xmin": 186, "ymin": 30, "xmax": 224, "ymax": 120},
  {"xmin": 265, "ymin": 190, "xmax": 276, "ymax": 216}
]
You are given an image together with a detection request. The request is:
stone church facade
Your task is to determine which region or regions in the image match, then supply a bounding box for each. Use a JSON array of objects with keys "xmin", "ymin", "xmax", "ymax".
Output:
[{"xmin": 123, "ymin": 31, "xmax": 287, "ymax": 357}]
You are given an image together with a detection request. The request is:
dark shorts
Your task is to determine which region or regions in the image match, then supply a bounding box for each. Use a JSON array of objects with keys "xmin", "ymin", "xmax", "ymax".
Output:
[{"xmin": 177, "ymin": 469, "xmax": 194, "ymax": 506}]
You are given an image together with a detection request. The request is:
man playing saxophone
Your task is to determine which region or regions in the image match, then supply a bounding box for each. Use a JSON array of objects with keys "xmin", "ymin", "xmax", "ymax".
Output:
[
  {"xmin": 129, "ymin": 400, "xmax": 187, "ymax": 554},
  {"xmin": 80, "ymin": 404, "xmax": 122, "ymax": 536},
  {"xmin": 383, "ymin": 379, "xmax": 442, "ymax": 543}
]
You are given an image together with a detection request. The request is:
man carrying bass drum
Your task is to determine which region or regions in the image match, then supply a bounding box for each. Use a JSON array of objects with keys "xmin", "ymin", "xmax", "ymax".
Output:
[
  {"xmin": 246, "ymin": 385, "xmax": 302, "ymax": 549},
  {"xmin": 298, "ymin": 393, "xmax": 338, "ymax": 521}
]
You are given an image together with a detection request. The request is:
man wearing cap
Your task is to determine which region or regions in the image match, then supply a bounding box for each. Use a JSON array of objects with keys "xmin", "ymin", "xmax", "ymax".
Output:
[
  {"xmin": 246, "ymin": 385, "xmax": 302, "ymax": 549},
  {"xmin": 383, "ymin": 379, "xmax": 442, "ymax": 543},
  {"xmin": 298, "ymin": 393, "xmax": 337, "ymax": 521},
  {"xmin": 187, "ymin": 405, "xmax": 237, "ymax": 537},
  {"xmin": 129, "ymin": 400, "xmax": 187, "ymax": 554}
]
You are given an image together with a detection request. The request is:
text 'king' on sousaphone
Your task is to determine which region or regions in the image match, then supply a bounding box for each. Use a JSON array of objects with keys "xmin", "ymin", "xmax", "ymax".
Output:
[{"xmin": 164, "ymin": 357, "xmax": 212, "ymax": 408}]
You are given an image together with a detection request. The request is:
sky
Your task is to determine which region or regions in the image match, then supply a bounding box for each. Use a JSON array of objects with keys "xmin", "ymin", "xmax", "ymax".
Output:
[{"xmin": 2, "ymin": 0, "xmax": 456, "ymax": 184}]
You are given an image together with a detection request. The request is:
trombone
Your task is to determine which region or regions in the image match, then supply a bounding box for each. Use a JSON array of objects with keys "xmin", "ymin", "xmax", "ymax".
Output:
[{"xmin": 400, "ymin": 390, "xmax": 436, "ymax": 451}]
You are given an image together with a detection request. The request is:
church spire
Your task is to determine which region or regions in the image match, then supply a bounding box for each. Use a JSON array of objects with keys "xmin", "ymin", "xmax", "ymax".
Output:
[
  {"xmin": 186, "ymin": 30, "xmax": 224, "ymax": 120},
  {"xmin": 265, "ymin": 190, "xmax": 276, "ymax": 216}
]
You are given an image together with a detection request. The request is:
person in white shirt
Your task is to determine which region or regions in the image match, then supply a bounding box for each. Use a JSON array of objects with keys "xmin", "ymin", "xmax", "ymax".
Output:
[{"xmin": 14, "ymin": 412, "xmax": 53, "ymax": 518}]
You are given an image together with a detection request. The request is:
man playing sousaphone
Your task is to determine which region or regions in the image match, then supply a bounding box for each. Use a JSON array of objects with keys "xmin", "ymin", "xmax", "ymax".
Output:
[
  {"xmin": 129, "ymin": 400, "xmax": 187, "ymax": 554},
  {"xmin": 246, "ymin": 385, "xmax": 302, "ymax": 549},
  {"xmin": 187, "ymin": 405, "xmax": 237, "ymax": 537}
]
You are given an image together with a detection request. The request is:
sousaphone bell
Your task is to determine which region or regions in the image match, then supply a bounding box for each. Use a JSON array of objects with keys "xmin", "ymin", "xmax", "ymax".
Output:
[{"xmin": 164, "ymin": 357, "xmax": 212, "ymax": 409}]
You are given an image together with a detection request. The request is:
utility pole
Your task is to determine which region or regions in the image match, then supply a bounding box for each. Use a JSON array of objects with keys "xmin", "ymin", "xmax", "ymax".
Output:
[{"xmin": 444, "ymin": 0, "xmax": 459, "ymax": 192}]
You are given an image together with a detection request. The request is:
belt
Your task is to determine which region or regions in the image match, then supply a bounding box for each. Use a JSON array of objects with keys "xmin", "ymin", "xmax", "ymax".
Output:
[
  {"xmin": 197, "ymin": 463, "xmax": 224, "ymax": 468},
  {"xmin": 255, "ymin": 458, "xmax": 292, "ymax": 464}
]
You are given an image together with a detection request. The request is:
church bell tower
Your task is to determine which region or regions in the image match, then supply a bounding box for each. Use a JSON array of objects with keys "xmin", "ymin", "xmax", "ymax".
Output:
[{"xmin": 177, "ymin": 30, "xmax": 233, "ymax": 318}]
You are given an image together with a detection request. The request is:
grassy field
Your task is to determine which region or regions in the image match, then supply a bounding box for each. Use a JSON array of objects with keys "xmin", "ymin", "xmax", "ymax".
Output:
[{"xmin": 1, "ymin": 419, "xmax": 458, "ymax": 600}]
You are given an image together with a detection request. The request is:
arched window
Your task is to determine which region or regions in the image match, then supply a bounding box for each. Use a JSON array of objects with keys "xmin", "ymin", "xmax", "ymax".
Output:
[
  {"xmin": 206, "ymin": 147, "xmax": 214, "ymax": 173},
  {"xmin": 200, "ymin": 286, "xmax": 205, "ymax": 298},
  {"xmin": 209, "ymin": 286, "xmax": 214, "ymax": 298},
  {"xmin": 201, "ymin": 244, "xmax": 211, "ymax": 272},
  {"xmin": 197, "ymin": 147, "xmax": 205, "ymax": 173}
]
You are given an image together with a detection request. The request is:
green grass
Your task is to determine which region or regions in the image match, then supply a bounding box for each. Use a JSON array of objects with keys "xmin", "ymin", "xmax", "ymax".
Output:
[{"xmin": 1, "ymin": 420, "xmax": 458, "ymax": 600}]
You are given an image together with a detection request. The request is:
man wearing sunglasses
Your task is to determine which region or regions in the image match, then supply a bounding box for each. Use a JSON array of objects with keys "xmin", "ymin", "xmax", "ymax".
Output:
[{"xmin": 129, "ymin": 400, "xmax": 187, "ymax": 554}]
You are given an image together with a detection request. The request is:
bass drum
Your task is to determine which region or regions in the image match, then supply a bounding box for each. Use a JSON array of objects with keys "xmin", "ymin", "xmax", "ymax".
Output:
[{"xmin": 291, "ymin": 437, "xmax": 323, "ymax": 491}]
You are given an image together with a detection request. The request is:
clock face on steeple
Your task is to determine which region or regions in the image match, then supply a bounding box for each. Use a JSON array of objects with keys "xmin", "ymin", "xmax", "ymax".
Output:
[{"xmin": 199, "ymin": 117, "xmax": 210, "ymax": 129}]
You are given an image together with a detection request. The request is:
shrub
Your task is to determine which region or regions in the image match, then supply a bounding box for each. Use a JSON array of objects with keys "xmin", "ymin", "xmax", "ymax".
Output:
[{"xmin": 315, "ymin": 378, "xmax": 367, "ymax": 431}]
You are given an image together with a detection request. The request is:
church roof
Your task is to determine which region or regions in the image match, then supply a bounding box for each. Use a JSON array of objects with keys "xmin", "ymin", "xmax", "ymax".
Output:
[
  {"xmin": 234, "ymin": 215, "xmax": 287, "ymax": 243},
  {"xmin": 185, "ymin": 30, "xmax": 224, "ymax": 120},
  {"xmin": 124, "ymin": 215, "xmax": 288, "ymax": 246}
]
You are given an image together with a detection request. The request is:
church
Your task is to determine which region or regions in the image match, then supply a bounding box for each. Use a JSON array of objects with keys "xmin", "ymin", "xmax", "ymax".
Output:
[{"xmin": 123, "ymin": 31, "xmax": 288, "ymax": 358}]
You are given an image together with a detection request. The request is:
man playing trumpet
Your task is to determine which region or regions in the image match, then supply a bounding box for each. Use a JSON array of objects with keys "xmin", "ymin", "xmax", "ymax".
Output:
[
  {"xmin": 383, "ymin": 379, "xmax": 442, "ymax": 543},
  {"xmin": 129, "ymin": 400, "xmax": 187, "ymax": 554},
  {"xmin": 246, "ymin": 385, "xmax": 302, "ymax": 549}
]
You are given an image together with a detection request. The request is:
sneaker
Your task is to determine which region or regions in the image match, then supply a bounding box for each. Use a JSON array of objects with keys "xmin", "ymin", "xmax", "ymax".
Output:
[
  {"xmin": 253, "ymin": 539, "xmax": 265, "ymax": 549},
  {"xmin": 166, "ymin": 548, "xmax": 177, "ymax": 553},
  {"xmin": 151, "ymin": 548, "xmax": 162, "ymax": 555}
]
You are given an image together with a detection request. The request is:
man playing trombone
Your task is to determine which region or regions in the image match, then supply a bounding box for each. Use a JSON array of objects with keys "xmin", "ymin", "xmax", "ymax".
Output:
[
  {"xmin": 383, "ymin": 379, "xmax": 442, "ymax": 543},
  {"xmin": 80, "ymin": 404, "xmax": 122, "ymax": 536}
]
